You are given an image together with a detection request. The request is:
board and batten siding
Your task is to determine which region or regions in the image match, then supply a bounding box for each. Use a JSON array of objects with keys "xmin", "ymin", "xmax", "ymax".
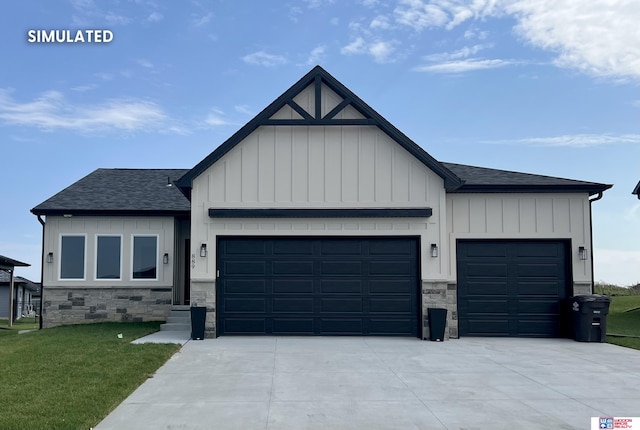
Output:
[
  {"xmin": 43, "ymin": 216, "xmax": 175, "ymax": 287},
  {"xmin": 190, "ymin": 124, "xmax": 448, "ymax": 281},
  {"xmin": 446, "ymin": 193, "xmax": 592, "ymax": 283}
]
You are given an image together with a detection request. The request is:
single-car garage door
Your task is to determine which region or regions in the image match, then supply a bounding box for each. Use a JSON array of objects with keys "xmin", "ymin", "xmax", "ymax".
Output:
[
  {"xmin": 217, "ymin": 237, "xmax": 419, "ymax": 336},
  {"xmin": 457, "ymin": 240, "xmax": 570, "ymax": 337}
]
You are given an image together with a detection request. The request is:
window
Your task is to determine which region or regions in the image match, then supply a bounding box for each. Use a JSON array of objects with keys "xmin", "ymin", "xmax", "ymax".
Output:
[
  {"xmin": 132, "ymin": 236, "xmax": 157, "ymax": 279},
  {"xmin": 96, "ymin": 236, "xmax": 121, "ymax": 280},
  {"xmin": 60, "ymin": 235, "xmax": 85, "ymax": 279}
]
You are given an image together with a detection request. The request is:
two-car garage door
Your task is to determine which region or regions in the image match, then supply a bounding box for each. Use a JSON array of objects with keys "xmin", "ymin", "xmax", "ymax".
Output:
[
  {"xmin": 217, "ymin": 237, "xmax": 420, "ymax": 336},
  {"xmin": 457, "ymin": 240, "xmax": 571, "ymax": 338}
]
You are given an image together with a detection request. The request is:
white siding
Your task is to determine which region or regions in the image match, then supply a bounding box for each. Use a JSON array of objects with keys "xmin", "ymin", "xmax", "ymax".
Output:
[
  {"xmin": 190, "ymin": 124, "xmax": 446, "ymax": 282},
  {"xmin": 446, "ymin": 193, "xmax": 592, "ymax": 283},
  {"xmin": 43, "ymin": 216, "xmax": 175, "ymax": 287}
]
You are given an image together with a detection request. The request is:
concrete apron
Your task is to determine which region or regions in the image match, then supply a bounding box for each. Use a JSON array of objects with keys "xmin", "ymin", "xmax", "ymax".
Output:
[{"xmin": 95, "ymin": 337, "xmax": 640, "ymax": 430}]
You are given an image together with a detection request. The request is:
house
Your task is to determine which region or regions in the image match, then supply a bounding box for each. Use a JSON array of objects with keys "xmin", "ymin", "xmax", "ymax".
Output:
[
  {"xmin": 32, "ymin": 66, "xmax": 612, "ymax": 339},
  {"xmin": 0, "ymin": 255, "xmax": 32, "ymax": 322}
]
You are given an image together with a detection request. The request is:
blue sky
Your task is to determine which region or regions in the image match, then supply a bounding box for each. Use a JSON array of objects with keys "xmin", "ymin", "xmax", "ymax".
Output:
[{"xmin": 1, "ymin": 0, "xmax": 638, "ymax": 286}]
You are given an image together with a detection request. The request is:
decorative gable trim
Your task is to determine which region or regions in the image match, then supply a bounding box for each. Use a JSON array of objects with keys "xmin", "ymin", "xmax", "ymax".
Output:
[{"xmin": 177, "ymin": 66, "xmax": 462, "ymax": 198}]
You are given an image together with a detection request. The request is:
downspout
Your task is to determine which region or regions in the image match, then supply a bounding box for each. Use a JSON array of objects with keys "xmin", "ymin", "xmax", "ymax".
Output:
[
  {"xmin": 37, "ymin": 215, "xmax": 45, "ymax": 329},
  {"xmin": 588, "ymin": 192, "xmax": 604, "ymax": 294}
]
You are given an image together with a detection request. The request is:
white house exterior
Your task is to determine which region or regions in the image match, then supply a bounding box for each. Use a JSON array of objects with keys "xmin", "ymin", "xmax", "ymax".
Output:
[{"xmin": 33, "ymin": 66, "xmax": 611, "ymax": 338}]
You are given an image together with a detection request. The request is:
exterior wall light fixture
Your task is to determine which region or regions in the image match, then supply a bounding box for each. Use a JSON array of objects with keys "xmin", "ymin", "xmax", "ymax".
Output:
[
  {"xmin": 47, "ymin": 252, "xmax": 53, "ymax": 263},
  {"xmin": 578, "ymin": 246, "xmax": 588, "ymax": 261},
  {"xmin": 200, "ymin": 243, "xmax": 207, "ymax": 258},
  {"xmin": 430, "ymin": 244, "xmax": 438, "ymax": 258},
  {"xmin": 163, "ymin": 253, "xmax": 169, "ymax": 264}
]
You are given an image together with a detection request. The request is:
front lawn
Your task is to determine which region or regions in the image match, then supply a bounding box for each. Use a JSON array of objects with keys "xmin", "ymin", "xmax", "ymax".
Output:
[
  {"xmin": 606, "ymin": 295, "xmax": 640, "ymax": 350},
  {"xmin": 0, "ymin": 322, "xmax": 179, "ymax": 430}
]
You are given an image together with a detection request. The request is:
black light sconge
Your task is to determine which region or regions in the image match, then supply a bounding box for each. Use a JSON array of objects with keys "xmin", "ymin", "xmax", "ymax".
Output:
[
  {"xmin": 430, "ymin": 244, "xmax": 438, "ymax": 258},
  {"xmin": 46, "ymin": 252, "xmax": 53, "ymax": 263},
  {"xmin": 578, "ymin": 246, "xmax": 588, "ymax": 261},
  {"xmin": 163, "ymin": 253, "xmax": 169, "ymax": 264},
  {"xmin": 200, "ymin": 243, "xmax": 207, "ymax": 258}
]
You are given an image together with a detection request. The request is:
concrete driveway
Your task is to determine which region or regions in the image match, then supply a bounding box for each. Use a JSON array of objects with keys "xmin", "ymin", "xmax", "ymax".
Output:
[{"xmin": 95, "ymin": 337, "xmax": 640, "ymax": 430}]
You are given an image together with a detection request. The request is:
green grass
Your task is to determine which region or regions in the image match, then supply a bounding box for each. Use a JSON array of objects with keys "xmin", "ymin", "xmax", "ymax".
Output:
[
  {"xmin": 0, "ymin": 317, "xmax": 39, "ymax": 333},
  {"xmin": 594, "ymin": 282, "xmax": 640, "ymax": 297},
  {"xmin": 0, "ymin": 322, "xmax": 179, "ymax": 430}
]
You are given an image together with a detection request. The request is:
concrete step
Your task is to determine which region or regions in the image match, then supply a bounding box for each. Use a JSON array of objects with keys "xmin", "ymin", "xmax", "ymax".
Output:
[
  {"xmin": 167, "ymin": 315, "xmax": 190, "ymax": 323},
  {"xmin": 160, "ymin": 322, "xmax": 191, "ymax": 332}
]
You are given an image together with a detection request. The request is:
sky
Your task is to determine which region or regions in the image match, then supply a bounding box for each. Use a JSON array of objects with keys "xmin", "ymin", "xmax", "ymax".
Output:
[{"xmin": 0, "ymin": 0, "xmax": 638, "ymax": 286}]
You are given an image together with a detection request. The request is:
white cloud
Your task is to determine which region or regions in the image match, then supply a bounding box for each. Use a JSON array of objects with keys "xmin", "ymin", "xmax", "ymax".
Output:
[
  {"xmin": 305, "ymin": 0, "xmax": 335, "ymax": 8},
  {"xmin": 105, "ymin": 12, "xmax": 131, "ymax": 25},
  {"xmin": 491, "ymin": 133, "xmax": 640, "ymax": 148},
  {"xmin": 506, "ymin": 0, "xmax": 640, "ymax": 80},
  {"xmin": 424, "ymin": 44, "xmax": 491, "ymax": 62},
  {"xmin": 394, "ymin": 0, "xmax": 449, "ymax": 31},
  {"xmin": 306, "ymin": 45, "xmax": 326, "ymax": 65},
  {"xmin": 70, "ymin": 83, "xmax": 98, "ymax": 92},
  {"xmin": 205, "ymin": 109, "xmax": 233, "ymax": 127},
  {"xmin": 370, "ymin": 15, "xmax": 391, "ymax": 30},
  {"xmin": 595, "ymin": 249, "xmax": 640, "ymax": 287},
  {"xmin": 0, "ymin": 89, "xmax": 170, "ymax": 133},
  {"xmin": 414, "ymin": 58, "xmax": 512, "ymax": 73},
  {"xmin": 192, "ymin": 12, "xmax": 213, "ymax": 27},
  {"xmin": 341, "ymin": 37, "xmax": 397, "ymax": 63},
  {"xmin": 242, "ymin": 51, "xmax": 287, "ymax": 67},
  {"xmin": 137, "ymin": 59, "xmax": 154, "ymax": 68},
  {"xmin": 147, "ymin": 11, "xmax": 163, "ymax": 22},
  {"xmin": 234, "ymin": 105, "xmax": 253, "ymax": 115}
]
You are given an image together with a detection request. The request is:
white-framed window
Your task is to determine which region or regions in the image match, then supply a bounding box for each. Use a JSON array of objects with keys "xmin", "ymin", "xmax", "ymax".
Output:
[
  {"xmin": 95, "ymin": 235, "xmax": 122, "ymax": 280},
  {"xmin": 131, "ymin": 235, "xmax": 158, "ymax": 280},
  {"xmin": 60, "ymin": 234, "xmax": 86, "ymax": 280}
]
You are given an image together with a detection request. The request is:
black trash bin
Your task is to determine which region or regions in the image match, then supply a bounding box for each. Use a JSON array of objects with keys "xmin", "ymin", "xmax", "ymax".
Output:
[
  {"xmin": 571, "ymin": 295, "xmax": 611, "ymax": 342},
  {"xmin": 427, "ymin": 308, "xmax": 447, "ymax": 341},
  {"xmin": 190, "ymin": 306, "xmax": 207, "ymax": 340}
]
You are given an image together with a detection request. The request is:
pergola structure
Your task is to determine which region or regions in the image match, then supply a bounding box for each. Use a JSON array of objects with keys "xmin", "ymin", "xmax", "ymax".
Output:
[{"xmin": 0, "ymin": 254, "xmax": 30, "ymax": 328}]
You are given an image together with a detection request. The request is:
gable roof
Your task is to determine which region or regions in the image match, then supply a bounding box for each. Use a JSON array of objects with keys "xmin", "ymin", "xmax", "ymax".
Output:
[
  {"xmin": 0, "ymin": 272, "xmax": 39, "ymax": 291},
  {"xmin": 31, "ymin": 169, "xmax": 190, "ymax": 216},
  {"xmin": 633, "ymin": 181, "xmax": 640, "ymax": 199},
  {"xmin": 443, "ymin": 162, "xmax": 612, "ymax": 195},
  {"xmin": 176, "ymin": 65, "xmax": 464, "ymax": 196},
  {"xmin": 0, "ymin": 255, "xmax": 30, "ymax": 271}
]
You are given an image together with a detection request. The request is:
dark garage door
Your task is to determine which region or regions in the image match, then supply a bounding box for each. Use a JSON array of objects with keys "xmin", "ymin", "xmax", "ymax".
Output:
[
  {"xmin": 457, "ymin": 240, "xmax": 570, "ymax": 337},
  {"xmin": 217, "ymin": 237, "xmax": 419, "ymax": 336}
]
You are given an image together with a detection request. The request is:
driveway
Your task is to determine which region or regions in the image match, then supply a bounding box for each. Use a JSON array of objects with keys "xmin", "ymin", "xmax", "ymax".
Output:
[{"xmin": 95, "ymin": 337, "xmax": 640, "ymax": 430}]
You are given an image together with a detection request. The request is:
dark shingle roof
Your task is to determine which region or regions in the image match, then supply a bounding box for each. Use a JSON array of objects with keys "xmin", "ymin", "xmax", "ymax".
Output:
[
  {"xmin": 442, "ymin": 162, "xmax": 612, "ymax": 195},
  {"xmin": 0, "ymin": 273, "xmax": 39, "ymax": 291},
  {"xmin": 31, "ymin": 169, "xmax": 191, "ymax": 216},
  {"xmin": 0, "ymin": 255, "xmax": 30, "ymax": 268},
  {"xmin": 633, "ymin": 181, "xmax": 640, "ymax": 198}
]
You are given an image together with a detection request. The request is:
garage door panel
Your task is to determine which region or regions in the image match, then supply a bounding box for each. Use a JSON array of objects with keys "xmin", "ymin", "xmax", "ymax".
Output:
[
  {"xmin": 224, "ymin": 298, "xmax": 266, "ymax": 313},
  {"xmin": 465, "ymin": 281, "xmax": 508, "ymax": 296},
  {"xmin": 368, "ymin": 261, "xmax": 412, "ymax": 276},
  {"xmin": 224, "ymin": 261, "xmax": 266, "ymax": 276},
  {"xmin": 369, "ymin": 279, "xmax": 412, "ymax": 294},
  {"xmin": 273, "ymin": 319, "xmax": 314, "ymax": 334},
  {"xmin": 321, "ymin": 240, "xmax": 362, "ymax": 255},
  {"xmin": 320, "ymin": 319, "xmax": 363, "ymax": 334},
  {"xmin": 321, "ymin": 298, "xmax": 363, "ymax": 313},
  {"xmin": 515, "ymin": 242, "xmax": 561, "ymax": 257},
  {"xmin": 457, "ymin": 240, "xmax": 569, "ymax": 338},
  {"xmin": 223, "ymin": 280, "xmax": 266, "ymax": 294},
  {"xmin": 516, "ymin": 281, "xmax": 562, "ymax": 296},
  {"xmin": 272, "ymin": 279, "xmax": 314, "ymax": 294},
  {"xmin": 222, "ymin": 318, "xmax": 266, "ymax": 334},
  {"xmin": 272, "ymin": 298, "xmax": 314, "ymax": 313},
  {"xmin": 467, "ymin": 299, "xmax": 509, "ymax": 314},
  {"xmin": 516, "ymin": 299, "xmax": 561, "ymax": 314},
  {"xmin": 273, "ymin": 240, "xmax": 314, "ymax": 255},
  {"xmin": 224, "ymin": 240, "xmax": 267, "ymax": 256},
  {"xmin": 369, "ymin": 240, "xmax": 413, "ymax": 255},
  {"xmin": 369, "ymin": 298, "xmax": 412, "ymax": 313},
  {"xmin": 273, "ymin": 261, "xmax": 314, "ymax": 275},
  {"xmin": 320, "ymin": 280, "xmax": 363, "ymax": 293},
  {"xmin": 321, "ymin": 261, "xmax": 362, "ymax": 276},
  {"xmin": 516, "ymin": 263, "xmax": 563, "ymax": 278},
  {"xmin": 466, "ymin": 263, "xmax": 507, "ymax": 278},
  {"xmin": 217, "ymin": 237, "xmax": 419, "ymax": 336}
]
